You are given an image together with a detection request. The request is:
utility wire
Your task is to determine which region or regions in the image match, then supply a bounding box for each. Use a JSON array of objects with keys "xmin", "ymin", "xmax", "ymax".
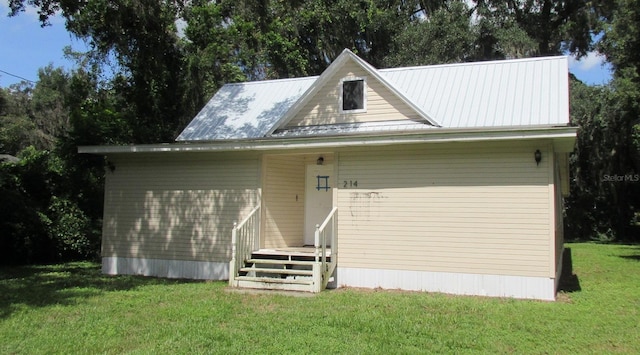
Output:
[{"xmin": 0, "ymin": 69, "xmax": 36, "ymax": 84}]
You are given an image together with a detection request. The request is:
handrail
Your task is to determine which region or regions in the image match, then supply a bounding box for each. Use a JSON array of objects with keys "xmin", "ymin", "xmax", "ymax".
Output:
[
  {"xmin": 318, "ymin": 206, "xmax": 338, "ymax": 231},
  {"xmin": 236, "ymin": 205, "xmax": 260, "ymax": 230},
  {"xmin": 229, "ymin": 205, "xmax": 261, "ymax": 285},
  {"xmin": 314, "ymin": 207, "xmax": 338, "ymax": 289}
]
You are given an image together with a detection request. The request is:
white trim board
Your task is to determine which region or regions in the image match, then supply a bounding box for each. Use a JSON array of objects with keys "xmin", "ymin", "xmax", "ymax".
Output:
[
  {"xmin": 337, "ymin": 267, "xmax": 556, "ymax": 301},
  {"xmin": 102, "ymin": 257, "xmax": 228, "ymax": 280},
  {"xmin": 79, "ymin": 126, "xmax": 577, "ymax": 154}
]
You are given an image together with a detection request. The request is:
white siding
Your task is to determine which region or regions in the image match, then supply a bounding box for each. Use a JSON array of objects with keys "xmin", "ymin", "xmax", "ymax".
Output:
[
  {"xmin": 102, "ymin": 152, "xmax": 260, "ymax": 263},
  {"xmin": 103, "ymin": 257, "xmax": 228, "ymax": 280},
  {"xmin": 336, "ymin": 141, "xmax": 554, "ymax": 278},
  {"xmin": 287, "ymin": 61, "xmax": 419, "ymax": 127},
  {"xmin": 337, "ymin": 267, "xmax": 556, "ymax": 300}
]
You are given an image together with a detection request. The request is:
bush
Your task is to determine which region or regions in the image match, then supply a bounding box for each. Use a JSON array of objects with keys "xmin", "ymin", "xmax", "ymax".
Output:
[
  {"xmin": 0, "ymin": 146, "xmax": 102, "ymax": 265},
  {"xmin": 47, "ymin": 196, "xmax": 98, "ymax": 260}
]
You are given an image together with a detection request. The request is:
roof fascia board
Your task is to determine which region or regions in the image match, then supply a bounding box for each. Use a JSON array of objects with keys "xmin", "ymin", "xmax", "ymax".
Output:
[
  {"xmin": 267, "ymin": 49, "xmax": 440, "ymax": 135},
  {"xmin": 79, "ymin": 126, "xmax": 577, "ymax": 155}
]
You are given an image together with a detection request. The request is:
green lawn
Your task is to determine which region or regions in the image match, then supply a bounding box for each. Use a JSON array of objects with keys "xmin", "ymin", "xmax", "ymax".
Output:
[{"xmin": 1, "ymin": 243, "xmax": 639, "ymax": 354}]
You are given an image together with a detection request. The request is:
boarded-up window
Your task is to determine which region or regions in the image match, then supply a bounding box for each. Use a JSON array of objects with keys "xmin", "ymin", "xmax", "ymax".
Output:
[{"xmin": 342, "ymin": 79, "xmax": 365, "ymax": 111}]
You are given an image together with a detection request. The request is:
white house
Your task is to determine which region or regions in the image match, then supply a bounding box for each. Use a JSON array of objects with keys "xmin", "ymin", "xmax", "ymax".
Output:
[{"xmin": 79, "ymin": 49, "xmax": 575, "ymax": 300}]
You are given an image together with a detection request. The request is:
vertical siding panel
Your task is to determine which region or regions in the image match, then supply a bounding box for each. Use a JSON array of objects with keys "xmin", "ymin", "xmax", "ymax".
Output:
[
  {"xmin": 336, "ymin": 141, "xmax": 553, "ymax": 278},
  {"xmin": 101, "ymin": 152, "xmax": 259, "ymax": 263}
]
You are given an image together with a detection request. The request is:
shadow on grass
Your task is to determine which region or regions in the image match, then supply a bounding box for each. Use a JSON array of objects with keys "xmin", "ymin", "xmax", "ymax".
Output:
[
  {"xmin": 0, "ymin": 262, "xmax": 200, "ymax": 319},
  {"xmin": 558, "ymin": 248, "xmax": 581, "ymax": 293},
  {"xmin": 620, "ymin": 253, "xmax": 640, "ymax": 261},
  {"xmin": 619, "ymin": 245, "xmax": 640, "ymax": 261}
]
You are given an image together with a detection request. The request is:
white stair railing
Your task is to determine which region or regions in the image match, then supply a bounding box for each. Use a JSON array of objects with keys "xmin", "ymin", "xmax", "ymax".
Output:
[
  {"xmin": 229, "ymin": 205, "xmax": 261, "ymax": 285},
  {"xmin": 314, "ymin": 207, "xmax": 338, "ymax": 289}
]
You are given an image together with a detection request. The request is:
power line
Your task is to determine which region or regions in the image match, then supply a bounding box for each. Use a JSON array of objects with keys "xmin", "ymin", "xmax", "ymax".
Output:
[{"xmin": 0, "ymin": 69, "xmax": 36, "ymax": 84}]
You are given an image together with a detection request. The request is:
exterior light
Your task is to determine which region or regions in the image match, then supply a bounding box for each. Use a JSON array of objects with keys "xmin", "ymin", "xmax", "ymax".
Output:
[
  {"xmin": 317, "ymin": 156, "xmax": 324, "ymax": 165},
  {"xmin": 534, "ymin": 150, "xmax": 542, "ymax": 166}
]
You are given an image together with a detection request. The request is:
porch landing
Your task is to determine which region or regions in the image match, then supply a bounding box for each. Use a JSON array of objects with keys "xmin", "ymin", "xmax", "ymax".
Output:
[{"xmin": 252, "ymin": 247, "xmax": 332, "ymax": 258}]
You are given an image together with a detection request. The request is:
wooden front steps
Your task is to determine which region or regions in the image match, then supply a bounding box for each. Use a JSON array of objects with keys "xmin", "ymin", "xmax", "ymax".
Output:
[{"xmin": 231, "ymin": 249, "xmax": 332, "ymax": 293}]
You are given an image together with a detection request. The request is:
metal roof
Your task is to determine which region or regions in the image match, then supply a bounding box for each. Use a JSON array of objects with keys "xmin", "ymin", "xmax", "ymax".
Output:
[
  {"xmin": 380, "ymin": 56, "xmax": 569, "ymax": 128},
  {"xmin": 177, "ymin": 51, "xmax": 569, "ymax": 142},
  {"xmin": 176, "ymin": 76, "xmax": 316, "ymax": 141}
]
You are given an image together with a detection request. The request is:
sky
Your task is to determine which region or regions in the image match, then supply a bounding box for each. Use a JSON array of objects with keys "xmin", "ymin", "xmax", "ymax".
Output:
[
  {"xmin": 0, "ymin": 1, "xmax": 613, "ymax": 88},
  {"xmin": 0, "ymin": 2, "xmax": 89, "ymax": 87}
]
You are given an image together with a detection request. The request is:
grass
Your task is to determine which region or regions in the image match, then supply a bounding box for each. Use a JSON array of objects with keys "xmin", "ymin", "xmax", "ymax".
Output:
[{"xmin": 1, "ymin": 243, "xmax": 639, "ymax": 354}]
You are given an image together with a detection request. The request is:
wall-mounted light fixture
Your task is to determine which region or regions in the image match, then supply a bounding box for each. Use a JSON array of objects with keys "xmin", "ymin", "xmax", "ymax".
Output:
[
  {"xmin": 534, "ymin": 149, "xmax": 542, "ymax": 166},
  {"xmin": 317, "ymin": 156, "xmax": 324, "ymax": 165},
  {"xmin": 107, "ymin": 160, "xmax": 116, "ymax": 172}
]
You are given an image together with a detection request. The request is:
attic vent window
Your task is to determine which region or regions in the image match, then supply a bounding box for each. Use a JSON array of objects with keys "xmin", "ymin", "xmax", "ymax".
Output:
[{"xmin": 341, "ymin": 78, "xmax": 366, "ymax": 113}]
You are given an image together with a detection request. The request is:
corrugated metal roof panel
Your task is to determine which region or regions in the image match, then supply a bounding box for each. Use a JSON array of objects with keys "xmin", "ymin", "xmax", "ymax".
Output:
[
  {"xmin": 380, "ymin": 56, "xmax": 569, "ymax": 128},
  {"xmin": 176, "ymin": 76, "xmax": 316, "ymax": 141}
]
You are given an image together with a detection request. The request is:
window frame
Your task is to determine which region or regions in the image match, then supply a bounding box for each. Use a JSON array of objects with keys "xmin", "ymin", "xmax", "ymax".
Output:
[{"xmin": 339, "ymin": 77, "xmax": 367, "ymax": 114}]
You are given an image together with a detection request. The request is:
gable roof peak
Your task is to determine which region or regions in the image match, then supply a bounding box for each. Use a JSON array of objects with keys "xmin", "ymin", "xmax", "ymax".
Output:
[{"xmin": 267, "ymin": 48, "xmax": 440, "ymax": 134}]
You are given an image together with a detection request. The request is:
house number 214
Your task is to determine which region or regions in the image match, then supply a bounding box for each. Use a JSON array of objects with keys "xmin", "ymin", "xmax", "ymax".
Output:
[{"xmin": 343, "ymin": 180, "xmax": 358, "ymax": 188}]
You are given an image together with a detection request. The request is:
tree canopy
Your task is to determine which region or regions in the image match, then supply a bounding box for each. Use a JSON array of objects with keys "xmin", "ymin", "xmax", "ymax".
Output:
[{"xmin": 1, "ymin": 0, "xmax": 638, "ymax": 264}]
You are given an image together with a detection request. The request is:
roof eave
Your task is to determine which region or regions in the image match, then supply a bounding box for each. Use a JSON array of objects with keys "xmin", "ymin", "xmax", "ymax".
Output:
[{"xmin": 79, "ymin": 125, "xmax": 577, "ymax": 155}]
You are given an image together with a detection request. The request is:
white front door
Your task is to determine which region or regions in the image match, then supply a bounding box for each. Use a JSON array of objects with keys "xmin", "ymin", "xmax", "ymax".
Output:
[{"xmin": 304, "ymin": 164, "xmax": 334, "ymax": 245}]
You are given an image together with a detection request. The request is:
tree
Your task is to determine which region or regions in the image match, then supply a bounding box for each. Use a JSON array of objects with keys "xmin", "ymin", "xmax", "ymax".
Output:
[
  {"xmin": 0, "ymin": 83, "xmax": 39, "ymax": 155},
  {"xmin": 593, "ymin": 0, "xmax": 640, "ymax": 239},
  {"xmin": 384, "ymin": 0, "xmax": 604, "ymax": 67},
  {"xmin": 383, "ymin": 1, "xmax": 477, "ymax": 67},
  {"xmin": 1, "ymin": 66, "xmax": 83, "ymax": 154},
  {"xmin": 565, "ymin": 77, "xmax": 615, "ymax": 240},
  {"xmin": 0, "ymin": 65, "xmax": 108, "ymax": 264},
  {"xmin": 0, "ymin": 149, "xmax": 52, "ymax": 264},
  {"xmin": 180, "ymin": 0, "xmax": 251, "ymax": 114},
  {"xmin": 9, "ymin": 0, "xmax": 189, "ymax": 143},
  {"xmin": 31, "ymin": 65, "xmax": 72, "ymax": 149},
  {"xmin": 473, "ymin": 0, "xmax": 611, "ymax": 57}
]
